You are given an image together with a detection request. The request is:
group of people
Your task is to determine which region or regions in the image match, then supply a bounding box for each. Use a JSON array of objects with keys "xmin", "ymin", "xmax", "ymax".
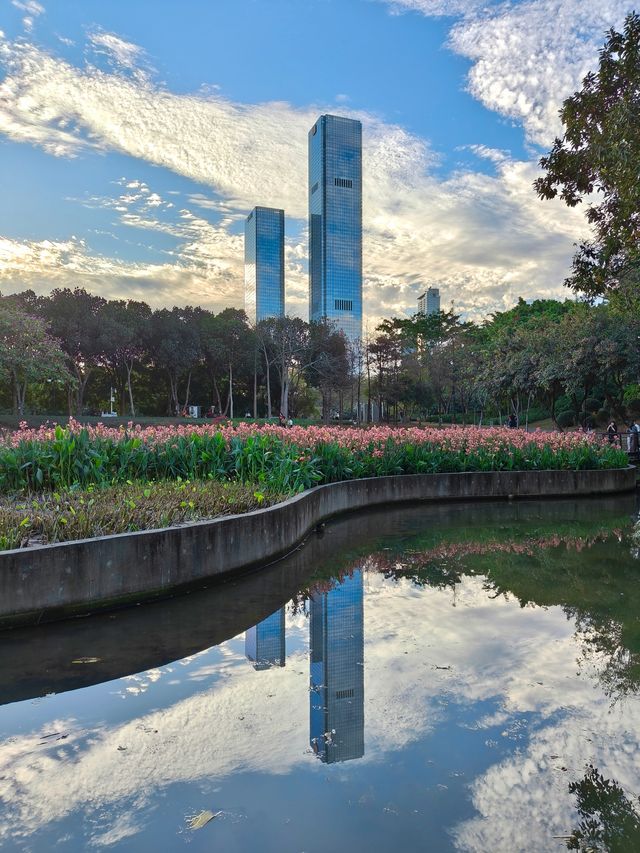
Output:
[{"xmin": 607, "ymin": 419, "xmax": 640, "ymax": 450}]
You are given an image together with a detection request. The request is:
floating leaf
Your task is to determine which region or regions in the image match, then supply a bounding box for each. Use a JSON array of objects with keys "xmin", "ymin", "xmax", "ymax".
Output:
[{"xmin": 187, "ymin": 810, "xmax": 220, "ymax": 830}]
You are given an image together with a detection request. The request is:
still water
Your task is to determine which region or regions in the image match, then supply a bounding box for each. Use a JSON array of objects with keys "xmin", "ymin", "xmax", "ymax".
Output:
[{"xmin": 1, "ymin": 496, "xmax": 640, "ymax": 851}]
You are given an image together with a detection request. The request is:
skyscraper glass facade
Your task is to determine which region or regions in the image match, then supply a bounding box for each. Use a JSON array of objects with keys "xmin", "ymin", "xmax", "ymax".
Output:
[
  {"xmin": 244, "ymin": 206, "xmax": 285, "ymax": 323},
  {"xmin": 309, "ymin": 115, "xmax": 362, "ymax": 344},
  {"xmin": 309, "ymin": 571, "xmax": 365, "ymax": 764}
]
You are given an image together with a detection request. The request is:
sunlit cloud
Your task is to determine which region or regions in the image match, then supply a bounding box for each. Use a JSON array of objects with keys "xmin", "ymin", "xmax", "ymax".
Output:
[
  {"xmin": 0, "ymin": 13, "xmax": 609, "ymax": 322},
  {"xmin": 384, "ymin": 0, "xmax": 632, "ymax": 146}
]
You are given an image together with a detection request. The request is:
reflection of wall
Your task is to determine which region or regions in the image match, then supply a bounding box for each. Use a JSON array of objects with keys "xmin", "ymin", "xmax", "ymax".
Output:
[
  {"xmin": 245, "ymin": 607, "xmax": 286, "ymax": 670},
  {"xmin": 309, "ymin": 570, "xmax": 364, "ymax": 763}
]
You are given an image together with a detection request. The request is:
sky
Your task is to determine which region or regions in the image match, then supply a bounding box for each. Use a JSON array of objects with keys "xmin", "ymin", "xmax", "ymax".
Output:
[{"xmin": 0, "ymin": 0, "xmax": 634, "ymax": 326}]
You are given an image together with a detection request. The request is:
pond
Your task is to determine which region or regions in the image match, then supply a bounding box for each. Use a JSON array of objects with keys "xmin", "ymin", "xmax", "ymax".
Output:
[{"xmin": 1, "ymin": 495, "xmax": 640, "ymax": 851}]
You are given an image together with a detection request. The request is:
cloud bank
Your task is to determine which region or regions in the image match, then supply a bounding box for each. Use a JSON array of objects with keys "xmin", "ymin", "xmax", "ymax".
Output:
[{"xmin": 0, "ymin": 2, "xmax": 629, "ymax": 323}]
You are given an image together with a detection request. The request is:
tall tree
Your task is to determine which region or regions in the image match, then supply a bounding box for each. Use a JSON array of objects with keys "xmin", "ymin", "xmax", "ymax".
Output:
[
  {"xmin": 535, "ymin": 13, "xmax": 640, "ymax": 298},
  {"xmin": 149, "ymin": 308, "xmax": 200, "ymax": 415},
  {"xmin": 100, "ymin": 300, "xmax": 152, "ymax": 417},
  {"xmin": 43, "ymin": 288, "xmax": 108, "ymax": 415}
]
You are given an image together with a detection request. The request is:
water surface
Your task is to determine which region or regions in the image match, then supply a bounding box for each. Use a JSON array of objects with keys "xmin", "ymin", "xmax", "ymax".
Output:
[{"xmin": 1, "ymin": 496, "xmax": 639, "ymax": 851}]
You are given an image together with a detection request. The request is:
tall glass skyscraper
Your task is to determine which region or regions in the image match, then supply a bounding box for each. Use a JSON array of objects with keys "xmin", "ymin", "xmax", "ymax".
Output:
[
  {"xmin": 309, "ymin": 571, "xmax": 364, "ymax": 763},
  {"xmin": 245, "ymin": 607, "xmax": 286, "ymax": 670},
  {"xmin": 308, "ymin": 115, "xmax": 362, "ymax": 344},
  {"xmin": 244, "ymin": 206, "xmax": 285, "ymax": 323}
]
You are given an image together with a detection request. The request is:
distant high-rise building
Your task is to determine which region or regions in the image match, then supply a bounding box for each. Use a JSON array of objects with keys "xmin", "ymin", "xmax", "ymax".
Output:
[
  {"xmin": 417, "ymin": 286, "xmax": 440, "ymax": 316},
  {"xmin": 309, "ymin": 114, "xmax": 362, "ymax": 344},
  {"xmin": 309, "ymin": 571, "xmax": 364, "ymax": 763},
  {"xmin": 245, "ymin": 608, "xmax": 286, "ymax": 670},
  {"xmin": 244, "ymin": 206, "xmax": 285, "ymax": 323}
]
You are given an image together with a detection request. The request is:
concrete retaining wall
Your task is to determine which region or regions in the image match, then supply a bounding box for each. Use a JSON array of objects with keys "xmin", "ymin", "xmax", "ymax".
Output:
[{"xmin": 0, "ymin": 467, "xmax": 635, "ymax": 628}]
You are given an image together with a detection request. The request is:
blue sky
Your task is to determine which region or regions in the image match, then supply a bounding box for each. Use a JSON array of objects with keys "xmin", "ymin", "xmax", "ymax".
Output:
[{"xmin": 0, "ymin": 0, "xmax": 633, "ymax": 323}]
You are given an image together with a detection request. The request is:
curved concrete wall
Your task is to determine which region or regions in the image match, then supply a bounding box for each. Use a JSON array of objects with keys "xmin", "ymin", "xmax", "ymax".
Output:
[{"xmin": 0, "ymin": 467, "xmax": 635, "ymax": 628}]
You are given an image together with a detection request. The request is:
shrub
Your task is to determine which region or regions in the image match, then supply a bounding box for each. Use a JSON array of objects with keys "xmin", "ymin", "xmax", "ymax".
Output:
[{"xmin": 556, "ymin": 411, "xmax": 576, "ymax": 429}]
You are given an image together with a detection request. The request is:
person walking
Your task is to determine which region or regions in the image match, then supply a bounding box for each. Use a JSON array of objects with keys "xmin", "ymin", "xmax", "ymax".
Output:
[
  {"xmin": 607, "ymin": 420, "xmax": 618, "ymax": 444},
  {"xmin": 628, "ymin": 420, "xmax": 640, "ymax": 453}
]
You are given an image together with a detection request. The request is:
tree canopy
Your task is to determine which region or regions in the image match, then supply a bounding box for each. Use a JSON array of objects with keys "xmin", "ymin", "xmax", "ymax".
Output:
[{"xmin": 535, "ymin": 12, "xmax": 640, "ymax": 298}]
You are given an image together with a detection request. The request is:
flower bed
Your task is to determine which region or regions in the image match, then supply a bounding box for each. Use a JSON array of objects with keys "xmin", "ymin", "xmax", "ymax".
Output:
[{"xmin": 0, "ymin": 420, "xmax": 628, "ymax": 494}]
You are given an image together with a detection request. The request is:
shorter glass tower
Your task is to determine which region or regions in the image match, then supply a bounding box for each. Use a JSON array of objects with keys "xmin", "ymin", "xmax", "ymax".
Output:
[{"xmin": 244, "ymin": 206, "xmax": 285, "ymax": 323}]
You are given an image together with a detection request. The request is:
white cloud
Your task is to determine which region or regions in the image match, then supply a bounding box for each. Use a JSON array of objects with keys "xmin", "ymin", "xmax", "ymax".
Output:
[
  {"xmin": 87, "ymin": 29, "xmax": 152, "ymax": 78},
  {"xmin": 11, "ymin": 0, "xmax": 44, "ymax": 33},
  {"xmin": 11, "ymin": 0, "xmax": 45, "ymax": 13},
  {"xmin": 0, "ymin": 22, "xmax": 601, "ymax": 322},
  {"xmin": 384, "ymin": 0, "xmax": 632, "ymax": 147}
]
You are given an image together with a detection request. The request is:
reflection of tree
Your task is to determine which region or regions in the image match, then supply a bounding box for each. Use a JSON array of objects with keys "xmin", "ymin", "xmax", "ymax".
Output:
[
  {"xmin": 567, "ymin": 765, "xmax": 640, "ymax": 852},
  {"xmin": 290, "ymin": 514, "xmax": 640, "ymax": 702}
]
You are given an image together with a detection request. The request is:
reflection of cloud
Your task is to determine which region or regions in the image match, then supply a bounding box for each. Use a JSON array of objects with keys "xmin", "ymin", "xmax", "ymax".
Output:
[
  {"xmin": 1, "ymin": 572, "xmax": 639, "ymax": 848},
  {"xmin": 0, "ymin": 31, "xmax": 591, "ymax": 322}
]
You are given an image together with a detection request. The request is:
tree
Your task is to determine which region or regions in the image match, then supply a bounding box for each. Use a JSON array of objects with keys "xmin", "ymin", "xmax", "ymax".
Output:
[
  {"xmin": 0, "ymin": 302, "xmax": 71, "ymax": 416},
  {"xmin": 305, "ymin": 323, "xmax": 350, "ymax": 421},
  {"xmin": 149, "ymin": 308, "xmax": 200, "ymax": 415},
  {"xmin": 43, "ymin": 288, "xmax": 109, "ymax": 415},
  {"xmin": 100, "ymin": 300, "xmax": 152, "ymax": 417},
  {"xmin": 264, "ymin": 317, "xmax": 310, "ymax": 419},
  {"xmin": 535, "ymin": 13, "xmax": 640, "ymax": 298},
  {"xmin": 213, "ymin": 308, "xmax": 252, "ymax": 419}
]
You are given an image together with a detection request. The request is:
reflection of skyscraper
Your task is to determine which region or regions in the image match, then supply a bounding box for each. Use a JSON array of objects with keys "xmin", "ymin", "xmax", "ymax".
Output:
[
  {"xmin": 245, "ymin": 607, "xmax": 286, "ymax": 670},
  {"xmin": 309, "ymin": 571, "xmax": 364, "ymax": 763},
  {"xmin": 308, "ymin": 114, "xmax": 363, "ymax": 344}
]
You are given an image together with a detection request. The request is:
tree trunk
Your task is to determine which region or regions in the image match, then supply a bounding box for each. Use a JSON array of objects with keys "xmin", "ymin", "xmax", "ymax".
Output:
[
  {"xmin": 126, "ymin": 360, "xmax": 136, "ymax": 417},
  {"xmin": 74, "ymin": 366, "xmax": 91, "ymax": 417},
  {"xmin": 212, "ymin": 375, "xmax": 223, "ymax": 415},
  {"xmin": 280, "ymin": 356, "xmax": 289, "ymax": 418},
  {"xmin": 228, "ymin": 363, "xmax": 234, "ymax": 420},
  {"xmin": 181, "ymin": 371, "xmax": 192, "ymax": 413},
  {"xmin": 262, "ymin": 345, "xmax": 272, "ymax": 419},
  {"xmin": 168, "ymin": 371, "xmax": 179, "ymax": 415},
  {"xmin": 253, "ymin": 351, "xmax": 258, "ymax": 419},
  {"xmin": 13, "ymin": 374, "xmax": 27, "ymax": 417}
]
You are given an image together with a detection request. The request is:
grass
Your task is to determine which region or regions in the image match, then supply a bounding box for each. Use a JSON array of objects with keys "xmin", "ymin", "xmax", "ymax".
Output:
[{"xmin": 0, "ymin": 480, "xmax": 284, "ymax": 551}]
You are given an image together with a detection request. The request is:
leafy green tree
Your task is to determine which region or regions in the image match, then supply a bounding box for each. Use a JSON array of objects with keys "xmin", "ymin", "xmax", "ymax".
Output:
[
  {"xmin": 212, "ymin": 308, "xmax": 252, "ymax": 419},
  {"xmin": 305, "ymin": 322, "xmax": 350, "ymax": 421},
  {"xmin": 535, "ymin": 13, "xmax": 640, "ymax": 297},
  {"xmin": 42, "ymin": 288, "xmax": 109, "ymax": 415},
  {"xmin": 0, "ymin": 302, "xmax": 71, "ymax": 416},
  {"xmin": 149, "ymin": 308, "xmax": 201, "ymax": 415},
  {"xmin": 100, "ymin": 300, "xmax": 152, "ymax": 417}
]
